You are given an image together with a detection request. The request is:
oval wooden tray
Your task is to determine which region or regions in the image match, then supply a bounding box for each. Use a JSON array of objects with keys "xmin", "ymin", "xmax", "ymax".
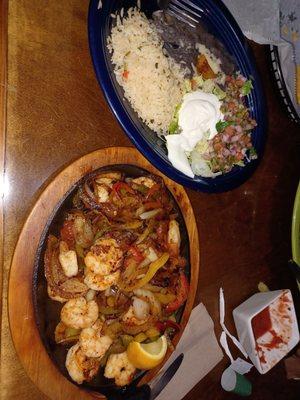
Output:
[{"xmin": 8, "ymin": 147, "xmax": 199, "ymax": 400}]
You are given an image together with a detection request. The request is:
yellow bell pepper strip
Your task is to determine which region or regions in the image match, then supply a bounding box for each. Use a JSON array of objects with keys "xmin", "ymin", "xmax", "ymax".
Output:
[
  {"xmin": 154, "ymin": 293, "xmax": 176, "ymax": 305},
  {"xmin": 119, "ymin": 220, "xmax": 143, "ymax": 230},
  {"xmin": 122, "ymin": 253, "xmax": 169, "ymax": 291},
  {"xmin": 134, "ymin": 332, "xmax": 147, "ymax": 343}
]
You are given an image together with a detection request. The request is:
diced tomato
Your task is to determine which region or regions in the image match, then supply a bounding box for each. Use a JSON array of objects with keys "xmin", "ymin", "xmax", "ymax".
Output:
[
  {"xmin": 165, "ymin": 273, "xmax": 189, "ymax": 314},
  {"xmin": 122, "ymin": 70, "xmax": 129, "ymax": 79},
  {"xmin": 128, "ymin": 245, "xmax": 145, "ymax": 263},
  {"xmin": 60, "ymin": 220, "xmax": 75, "ymax": 248},
  {"xmin": 196, "ymin": 54, "xmax": 217, "ymax": 79}
]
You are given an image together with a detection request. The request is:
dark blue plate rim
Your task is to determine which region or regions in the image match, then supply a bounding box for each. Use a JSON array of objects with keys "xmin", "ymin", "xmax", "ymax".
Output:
[{"xmin": 88, "ymin": 0, "xmax": 267, "ymax": 193}]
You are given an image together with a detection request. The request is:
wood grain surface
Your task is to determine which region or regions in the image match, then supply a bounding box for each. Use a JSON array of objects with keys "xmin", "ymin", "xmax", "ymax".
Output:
[
  {"xmin": 8, "ymin": 147, "xmax": 199, "ymax": 400},
  {"xmin": 0, "ymin": 0, "xmax": 7, "ymax": 336},
  {"xmin": 1, "ymin": 1, "xmax": 300, "ymax": 400}
]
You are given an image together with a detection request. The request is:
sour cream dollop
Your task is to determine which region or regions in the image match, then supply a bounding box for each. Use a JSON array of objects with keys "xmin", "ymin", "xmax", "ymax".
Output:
[{"xmin": 166, "ymin": 91, "xmax": 223, "ymax": 178}]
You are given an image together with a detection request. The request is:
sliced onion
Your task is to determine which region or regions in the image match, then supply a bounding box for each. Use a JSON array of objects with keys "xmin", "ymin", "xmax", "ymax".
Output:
[
  {"xmin": 133, "ymin": 297, "xmax": 150, "ymax": 320},
  {"xmin": 147, "ymin": 247, "xmax": 158, "ymax": 262},
  {"xmin": 139, "ymin": 209, "xmax": 161, "ymax": 220},
  {"xmin": 133, "ymin": 289, "xmax": 162, "ymax": 316}
]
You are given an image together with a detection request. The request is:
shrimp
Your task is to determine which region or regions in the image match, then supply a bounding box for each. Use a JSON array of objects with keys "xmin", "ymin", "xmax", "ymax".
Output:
[
  {"xmin": 61, "ymin": 297, "xmax": 98, "ymax": 329},
  {"xmin": 131, "ymin": 176, "xmax": 156, "ymax": 188},
  {"xmin": 84, "ymin": 238, "xmax": 123, "ymax": 276},
  {"xmin": 104, "ymin": 351, "xmax": 136, "ymax": 386},
  {"xmin": 84, "ymin": 270, "xmax": 120, "ymax": 291},
  {"xmin": 66, "ymin": 343, "xmax": 100, "ymax": 384},
  {"xmin": 167, "ymin": 219, "xmax": 180, "ymax": 257},
  {"xmin": 59, "ymin": 241, "xmax": 78, "ymax": 277},
  {"xmin": 79, "ymin": 320, "xmax": 113, "ymax": 358},
  {"xmin": 84, "ymin": 238, "xmax": 123, "ymax": 291}
]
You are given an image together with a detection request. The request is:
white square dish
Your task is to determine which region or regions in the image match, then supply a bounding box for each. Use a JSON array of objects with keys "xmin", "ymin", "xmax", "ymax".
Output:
[{"xmin": 233, "ymin": 289, "xmax": 299, "ymax": 373}]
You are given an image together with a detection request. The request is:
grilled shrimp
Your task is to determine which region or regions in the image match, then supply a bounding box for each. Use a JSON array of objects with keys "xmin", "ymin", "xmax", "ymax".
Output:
[
  {"xmin": 61, "ymin": 297, "xmax": 98, "ymax": 329},
  {"xmin": 167, "ymin": 219, "xmax": 180, "ymax": 257},
  {"xmin": 79, "ymin": 320, "xmax": 113, "ymax": 358},
  {"xmin": 84, "ymin": 270, "xmax": 120, "ymax": 291},
  {"xmin": 84, "ymin": 238, "xmax": 123, "ymax": 276},
  {"xmin": 104, "ymin": 351, "xmax": 136, "ymax": 386},
  {"xmin": 66, "ymin": 343, "xmax": 100, "ymax": 384},
  {"xmin": 59, "ymin": 241, "xmax": 78, "ymax": 277},
  {"xmin": 131, "ymin": 176, "xmax": 155, "ymax": 188},
  {"xmin": 84, "ymin": 238, "xmax": 123, "ymax": 291}
]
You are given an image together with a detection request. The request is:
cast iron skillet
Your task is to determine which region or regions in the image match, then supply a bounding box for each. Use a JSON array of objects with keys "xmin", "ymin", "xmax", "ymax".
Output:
[{"xmin": 32, "ymin": 164, "xmax": 190, "ymax": 398}]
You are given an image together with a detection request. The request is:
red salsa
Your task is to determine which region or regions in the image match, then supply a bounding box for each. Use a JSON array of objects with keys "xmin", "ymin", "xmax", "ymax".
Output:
[{"xmin": 251, "ymin": 306, "xmax": 272, "ymax": 340}]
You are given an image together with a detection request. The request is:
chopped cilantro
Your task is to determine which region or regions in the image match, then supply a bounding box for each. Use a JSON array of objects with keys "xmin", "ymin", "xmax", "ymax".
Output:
[
  {"xmin": 249, "ymin": 147, "xmax": 258, "ymax": 159},
  {"xmin": 241, "ymin": 80, "xmax": 253, "ymax": 96},
  {"xmin": 216, "ymin": 120, "xmax": 233, "ymax": 132},
  {"xmin": 168, "ymin": 103, "xmax": 181, "ymax": 134},
  {"xmin": 169, "ymin": 119, "xmax": 179, "ymax": 134}
]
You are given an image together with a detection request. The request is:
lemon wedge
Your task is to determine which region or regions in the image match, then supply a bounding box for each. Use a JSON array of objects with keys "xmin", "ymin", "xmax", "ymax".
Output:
[{"xmin": 126, "ymin": 335, "xmax": 168, "ymax": 369}]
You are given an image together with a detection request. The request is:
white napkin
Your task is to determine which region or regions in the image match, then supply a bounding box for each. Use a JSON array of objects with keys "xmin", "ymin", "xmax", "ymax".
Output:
[
  {"xmin": 155, "ymin": 303, "xmax": 223, "ymax": 400},
  {"xmin": 222, "ymin": 1, "xmax": 300, "ymax": 125},
  {"xmin": 222, "ymin": 0, "xmax": 283, "ymax": 44}
]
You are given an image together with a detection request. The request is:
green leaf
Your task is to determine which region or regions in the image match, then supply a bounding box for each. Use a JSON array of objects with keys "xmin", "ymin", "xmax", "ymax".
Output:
[
  {"xmin": 213, "ymin": 85, "xmax": 226, "ymax": 100},
  {"xmin": 249, "ymin": 147, "xmax": 258, "ymax": 159},
  {"xmin": 168, "ymin": 103, "xmax": 181, "ymax": 134},
  {"xmin": 216, "ymin": 120, "xmax": 232, "ymax": 132},
  {"xmin": 169, "ymin": 119, "xmax": 179, "ymax": 134},
  {"xmin": 241, "ymin": 80, "xmax": 253, "ymax": 96}
]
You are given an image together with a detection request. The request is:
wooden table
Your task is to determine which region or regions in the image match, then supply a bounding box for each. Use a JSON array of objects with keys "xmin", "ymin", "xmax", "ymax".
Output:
[{"xmin": 1, "ymin": 1, "xmax": 300, "ymax": 399}]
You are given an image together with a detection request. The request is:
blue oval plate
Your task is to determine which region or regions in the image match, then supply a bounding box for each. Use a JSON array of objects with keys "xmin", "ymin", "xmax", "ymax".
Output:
[{"xmin": 88, "ymin": 0, "xmax": 266, "ymax": 192}]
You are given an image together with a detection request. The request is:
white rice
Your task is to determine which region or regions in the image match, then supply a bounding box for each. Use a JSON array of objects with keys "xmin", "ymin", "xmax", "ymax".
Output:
[{"xmin": 107, "ymin": 8, "xmax": 186, "ymax": 134}]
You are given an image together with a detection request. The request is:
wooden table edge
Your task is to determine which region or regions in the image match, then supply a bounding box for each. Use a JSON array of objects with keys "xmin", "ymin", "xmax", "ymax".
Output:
[{"xmin": 0, "ymin": 0, "xmax": 8, "ymax": 346}]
